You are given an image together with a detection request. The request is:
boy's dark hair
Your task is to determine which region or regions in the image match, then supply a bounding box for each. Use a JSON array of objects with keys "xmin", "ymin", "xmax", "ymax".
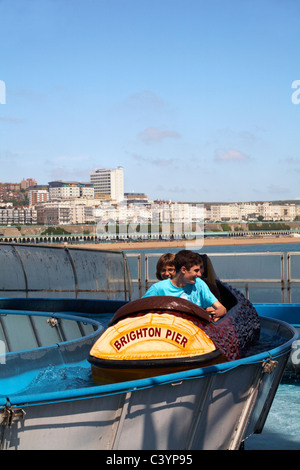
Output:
[{"xmin": 174, "ymin": 250, "xmax": 203, "ymax": 272}]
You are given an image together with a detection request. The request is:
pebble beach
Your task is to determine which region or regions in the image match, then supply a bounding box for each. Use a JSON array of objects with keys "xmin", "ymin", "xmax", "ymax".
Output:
[{"xmin": 71, "ymin": 235, "xmax": 300, "ymax": 251}]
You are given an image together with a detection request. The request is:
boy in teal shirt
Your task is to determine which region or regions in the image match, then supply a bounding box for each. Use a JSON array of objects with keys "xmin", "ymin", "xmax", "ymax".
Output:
[{"xmin": 143, "ymin": 250, "xmax": 227, "ymax": 320}]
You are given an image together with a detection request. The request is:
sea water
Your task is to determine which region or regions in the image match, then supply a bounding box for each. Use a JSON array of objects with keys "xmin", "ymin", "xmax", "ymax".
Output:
[{"xmin": 244, "ymin": 373, "xmax": 300, "ymax": 450}]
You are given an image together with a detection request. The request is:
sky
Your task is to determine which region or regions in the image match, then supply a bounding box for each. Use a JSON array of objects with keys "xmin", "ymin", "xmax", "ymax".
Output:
[{"xmin": 0, "ymin": 0, "xmax": 299, "ymax": 203}]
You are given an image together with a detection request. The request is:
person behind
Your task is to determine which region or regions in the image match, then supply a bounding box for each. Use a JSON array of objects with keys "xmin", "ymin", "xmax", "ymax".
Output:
[
  {"xmin": 143, "ymin": 250, "xmax": 226, "ymax": 320},
  {"xmin": 198, "ymin": 254, "xmax": 222, "ymax": 302},
  {"xmin": 156, "ymin": 253, "xmax": 176, "ymax": 280}
]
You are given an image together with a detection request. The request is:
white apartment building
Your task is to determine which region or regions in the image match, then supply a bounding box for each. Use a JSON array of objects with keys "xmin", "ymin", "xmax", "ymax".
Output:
[
  {"xmin": 125, "ymin": 193, "xmax": 149, "ymax": 205},
  {"xmin": 36, "ymin": 201, "xmax": 88, "ymax": 225},
  {"xmin": 239, "ymin": 203, "xmax": 259, "ymax": 221},
  {"xmin": 0, "ymin": 208, "xmax": 37, "ymax": 225},
  {"xmin": 169, "ymin": 203, "xmax": 204, "ymax": 224},
  {"xmin": 33, "ymin": 199, "xmax": 300, "ymax": 228},
  {"xmin": 206, "ymin": 204, "xmax": 232, "ymax": 222},
  {"xmin": 48, "ymin": 181, "xmax": 94, "ymax": 200},
  {"xmin": 90, "ymin": 167, "xmax": 124, "ymax": 203},
  {"xmin": 204, "ymin": 202, "xmax": 299, "ymax": 222},
  {"xmin": 285, "ymin": 204, "xmax": 298, "ymax": 220},
  {"xmin": 94, "ymin": 201, "xmax": 204, "ymax": 226},
  {"xmin": 258, "ymin": 202, "xmax": 299, "ymax": 221}
]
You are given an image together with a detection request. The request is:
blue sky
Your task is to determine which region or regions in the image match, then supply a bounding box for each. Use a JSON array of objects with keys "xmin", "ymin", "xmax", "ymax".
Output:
[{"xmin": 0, "ymin": 0, "xmax": 299, "ymax": 202}]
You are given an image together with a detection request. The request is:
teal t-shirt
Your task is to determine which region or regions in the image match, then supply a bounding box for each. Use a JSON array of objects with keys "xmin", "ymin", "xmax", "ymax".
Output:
[{"xmin": 142, "ymin": 278, "xmax": 217, "ymax": 309}]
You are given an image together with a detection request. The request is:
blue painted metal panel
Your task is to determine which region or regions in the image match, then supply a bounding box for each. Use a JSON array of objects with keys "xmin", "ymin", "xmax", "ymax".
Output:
[
  {"xmin": 0, "ymin": 244, "xmax": 130, "ymax": 300},
  {"xmin": 254, "ymin": 303, "xmax": 300, "ymax": 326},
  {"xmin": 0, "ymin": 306, "xmax": 297, "ymax": 450},
  {"xmin": 0, "ymin": 245, "xmax": 27, "ymax": 295}
]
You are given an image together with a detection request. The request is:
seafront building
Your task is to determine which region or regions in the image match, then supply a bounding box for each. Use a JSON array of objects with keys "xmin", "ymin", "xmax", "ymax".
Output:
[
  {"xmin": 48, "ymin": 181, "xmax": 94, "ymax": 200},
  {"xmin": 32, "ymin": 198, "xmax": 300, "ymax": 227},
  {"xmin": 0, "ymin": 207, "xmax": 37, "ymax": 225},
  {"xmin": 28, "ymin": 185, "xmax": 49, "ymax": 206},
  {"xmin": 204, "ymin": 201, "xmax": 299, "ymax": 223},
  {"xmin": 36, "ymin": 199, "xmax": 98, "ymax": 225},
  {"xmin": 90, "ymin": 167, "xmax": 124, "ymax": 203},
  {"xmin": 0, "ymin": 172, "xmax": 300, "ymax": 226}
]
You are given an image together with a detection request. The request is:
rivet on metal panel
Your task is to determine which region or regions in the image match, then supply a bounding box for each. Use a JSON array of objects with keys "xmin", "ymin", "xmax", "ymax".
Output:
[
  {"xmin": 262, "ymin": 359, "xmax": 278, "ymax": 374},
  {"xmin": 46, "ymin": 318, "xmax": 58, "ymax": 327},
  {"xmin": 0, "ymin": 399, "xmax": 26, "ymax": 428}
]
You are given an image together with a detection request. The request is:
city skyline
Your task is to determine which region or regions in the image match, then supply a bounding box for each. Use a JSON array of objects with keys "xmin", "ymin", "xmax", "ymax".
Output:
[
  {"xmin": 1, "ymin": 174, "xmax": 300, "ymax": 205},
  {"xmin": 0, "ymin": 0, "xmax": 299, "ymax": 203}
]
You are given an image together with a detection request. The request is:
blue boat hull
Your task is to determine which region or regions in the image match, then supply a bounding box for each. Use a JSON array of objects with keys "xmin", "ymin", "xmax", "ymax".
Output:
[
  {"xmin": 0, "ymin": 299, "xmax": 297, "ymax": 450},
  {"xmin": 254, "ymin": 303, "xmax": 300, "ymax": 373}
]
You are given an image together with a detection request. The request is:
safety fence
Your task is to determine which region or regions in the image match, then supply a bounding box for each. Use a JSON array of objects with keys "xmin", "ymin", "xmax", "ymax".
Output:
[
  {"xmin": 0, "ymin": 244, "xmax": 299, "ymax": 303},
  {"xmin": 125, "ymin": 251, "xmax": 300, "ymax": 303},
  {"xmin": 0, "ymin": 244, "xmax": 131, "ymax": 301}
]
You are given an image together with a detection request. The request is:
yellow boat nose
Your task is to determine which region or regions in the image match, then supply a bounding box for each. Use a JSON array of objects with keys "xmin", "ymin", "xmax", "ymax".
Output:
[{"xmin": 89, "ymin": 312, "xmax": 217, "ymax": 361}]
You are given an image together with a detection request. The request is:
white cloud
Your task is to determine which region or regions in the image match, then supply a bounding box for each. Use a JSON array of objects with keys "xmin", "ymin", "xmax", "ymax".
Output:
[
  {"xmin": 285, "ymin": 157, "xmax": 300, "ymax": 165},
  {"xmin": 47, "ymin": 166, "xmax": 91, "ymax": 181},
  {"xmin": 267, "ymin": 184, "xmax": 290, "ymax": 195},
  {"xmin": 127, "ymin": 90, "xmax": 165, "ymax": 109},
  {"xmin": 131, "ymin": 152, "xmax": 179, "ymax": 167},
  {"xmin": 50, "ymin": 154, "xmax": 90, "ymax": 163},
  {"xmin": 0, "ymin": 116, "xmax": 25, "ymax": 123},
  {"xmin": 138, "ymin": 127, "xmax": 181, "ymax": 144},
  {"xmin": 0, "ymin": 150, "xmax": 19, "ymax": 161},
  {"xmin": 215, "ymin": 148, "xmax": 250, "ymax": 162}
]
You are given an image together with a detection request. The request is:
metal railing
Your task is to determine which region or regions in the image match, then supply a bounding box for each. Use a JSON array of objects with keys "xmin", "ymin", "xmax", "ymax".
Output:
[
  {"xmin": 125, "ymin": 251, "xmax": 300, "ymax": 303},
  {"xmin": 287, "ymin": 252, "xmax": 300, "ymax": 303}
]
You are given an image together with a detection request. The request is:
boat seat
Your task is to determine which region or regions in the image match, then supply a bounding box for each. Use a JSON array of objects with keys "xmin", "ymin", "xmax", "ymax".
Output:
[
  {"xmin": 200, "ymin": 254, "xmax": 222, "ymax": 302},
  {"xmin": 108, "ymin": 296, "xmax": 211, "ymax": 327},
  {"xmin": 216, "ymin": 281, "xmax": 238, "ymax": 311}
]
